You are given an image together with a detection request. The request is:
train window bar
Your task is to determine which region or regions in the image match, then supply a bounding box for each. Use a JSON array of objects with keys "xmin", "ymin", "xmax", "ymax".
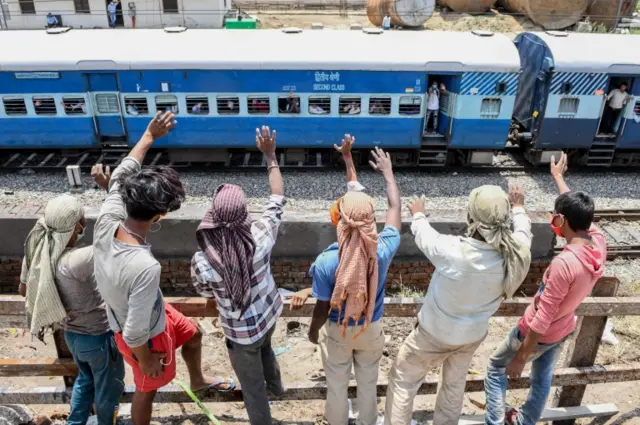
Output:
[
  {"xmin": 309, "ymin": 96, "xmax": 331, "ymax": 115},
  {"xmin": 558, "ymin": 97, "xmax": 580, "ymax": 117},
  {"xmin": 32, "ymin": 97, "xmax": 57, "ymax": 116},
  {"xmin": 339, "ymin": 96, "xmax": 361, "ymax": 115},
  {"xmin": 217, "ymin": 96, "xmax": 239, "ymax": 115},
  {"xmin": 186, "ymin": 96, "xmax": 209, "ymax": 115},
  {"xmin": 61, "ymin": 97, "xmax": 87, "ymax": 115},
  {"xmin": 95, "ymin": 94, "xmax": 120, "ymax": 114},
  {"xmin": 398, "ymin": 96, "xmax": 421, "ymax": 116},
  {"xmin": 278, "ymin": 94, "xmax": 300, "ymax": 114},
  {"xmin": 248, "ymin": 96, "xmax": 270, "ymax": 115},
  {"xmin": 2, "ymin": 97, "xmax": 27, "ymax": 116},
  {"xmin": 155, "ymin": 95, "xmax": 178, "ymax": 114},
  {"xmin": 125, "ymin": 97, "xmax": 149, "ymax": 116},
  {"xmin": 480, "ymin": 98, "xmax": 502, "ymax": 118},
  {"xmin": 369, "ymin": 96, "xmax": 391, "ymax": 115},
  {"xmin": 495, "ymin": 82, "xmax": 507, "ymax": 95}
]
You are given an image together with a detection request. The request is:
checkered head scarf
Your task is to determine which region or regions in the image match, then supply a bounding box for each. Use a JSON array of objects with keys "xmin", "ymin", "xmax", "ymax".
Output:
[
  {"xmin": 197, "ymin": 184, "xmax": 256, "ymax": 313},
  {"xmin": 330, "ymin": 191, "xmax": 379, "ymax": 338}
]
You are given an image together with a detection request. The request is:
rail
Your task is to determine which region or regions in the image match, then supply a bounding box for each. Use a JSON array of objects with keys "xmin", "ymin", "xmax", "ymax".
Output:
[{"xmin": 0, "ymin": 277, "xmax": 639, "ymax": 425}]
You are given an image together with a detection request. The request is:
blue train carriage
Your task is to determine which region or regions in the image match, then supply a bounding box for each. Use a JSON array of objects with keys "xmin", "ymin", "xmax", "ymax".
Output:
[{"xmin": 512, "ymin": 31, "xmax": 640, "ymax": 167}]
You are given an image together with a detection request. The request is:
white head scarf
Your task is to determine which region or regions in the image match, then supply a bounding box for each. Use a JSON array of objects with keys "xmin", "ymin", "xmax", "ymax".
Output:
[
  {"xmin": 467, "ymin": 185, "xmax": 532, "ymax": 299},
  {"xmin": 22, "ymin": 195, "xmax": 83, "ymax": 340}
]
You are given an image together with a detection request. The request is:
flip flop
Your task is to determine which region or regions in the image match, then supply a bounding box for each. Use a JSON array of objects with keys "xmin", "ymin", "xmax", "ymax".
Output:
[{"xmin": 194, "ymin": 377, "xmax": 236, "ymax": 394}]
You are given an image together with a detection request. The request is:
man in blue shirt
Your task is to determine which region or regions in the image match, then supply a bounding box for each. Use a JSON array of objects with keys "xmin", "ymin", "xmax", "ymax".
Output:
[
  {"xmin": 46, "ymin": 13, "xmax": 58, "ymax": 28},
  {"xmin": 107, "ymin": 0, "xmax": 118, "ymax": 28},
  {"xmin": 307, "ymin": 136, "xmax": 401, "ymax": 425}
]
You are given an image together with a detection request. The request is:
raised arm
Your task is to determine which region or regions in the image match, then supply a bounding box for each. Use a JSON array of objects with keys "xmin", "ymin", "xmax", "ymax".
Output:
[
  {"xmin": 369, "ymin": 147, "xmax": 401, "ymax": 230},
  {"xmin": 256, "ymin": 126, "xmax": 283, "ymax": 197},
  {"xmin": 550, "ymin": 152, "xmax": 570, "ymax": 194},
  {"xmin": 334, "ymin": 134, "xmax": 357, "ymax": 184},
  {"xmin": 129, "ymin": 111, "xmax": 176, "ymax": 164},
  {"xmin": 508, "ymin": 183, "xmax": 533, "ymax": 249}
]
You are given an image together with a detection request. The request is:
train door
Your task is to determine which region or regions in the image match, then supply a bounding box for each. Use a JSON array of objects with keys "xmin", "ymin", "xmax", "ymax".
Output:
[
  {"xmin": 85, "ymin": 73, "xmax": 126, "ymax": 142},
  {"xmin": 424, "ymin": 74, "xmax": 452, "ymax": 137},
  {"xmin": 615, "ymin": 77, "xmax": 640, "ymax": 149}
]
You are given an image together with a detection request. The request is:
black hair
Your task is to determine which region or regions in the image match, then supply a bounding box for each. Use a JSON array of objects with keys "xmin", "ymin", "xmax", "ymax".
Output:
[
  {"xmin": 119, "ymin": 166, "xmax": 185, "ymax": 221},
  {"xmin": 554, "ymin": 191, "xmax": 594, "ymax": 232},
  {"xmin": 620, "ymin": 82, "xmax": 628, "ymax": 88}
]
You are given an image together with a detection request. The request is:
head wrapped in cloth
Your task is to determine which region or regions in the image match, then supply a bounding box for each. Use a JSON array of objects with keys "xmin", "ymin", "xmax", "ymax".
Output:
[
  {"xmin": 330, "ymin": 191, "xmax": 379, "ymax": 338},
  {"xmin": 329, "ymin": 180, "xmax": 366, "ymax": 227},
  {"xmin": 22, "ymin": 195, "xmax": 84, "ymax": 340},
  {"xmin": 467, "ymin": 185, "xmax": 532, "ymax": 298},
  {"xmin": 196, "ymin": 184, "xmax": 256, "ymax": 313}
]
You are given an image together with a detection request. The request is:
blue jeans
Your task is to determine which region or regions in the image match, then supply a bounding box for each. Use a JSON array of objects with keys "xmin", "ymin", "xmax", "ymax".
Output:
[
  {"xmin": 109, "ymin": 12, "xmax": 116, "ymax": 26},
  {"xmin": 64, "ymin": 331, "xmax": 125, "ymax": 425},
  {"xmin": 484, "ymin": 327, "xmax": 565, "ymax": 425}
]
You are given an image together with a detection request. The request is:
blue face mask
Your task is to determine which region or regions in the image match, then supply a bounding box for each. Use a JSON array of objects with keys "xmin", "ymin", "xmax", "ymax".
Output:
[{"xmin": 76, "ymin": 226, "xmax": 85, "ymax": 242}]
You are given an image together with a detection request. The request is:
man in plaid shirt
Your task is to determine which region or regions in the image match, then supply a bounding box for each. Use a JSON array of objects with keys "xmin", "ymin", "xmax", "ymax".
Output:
[{"xmin": 191, "ymin": 126, "xmax": 285, "ymax": 425}]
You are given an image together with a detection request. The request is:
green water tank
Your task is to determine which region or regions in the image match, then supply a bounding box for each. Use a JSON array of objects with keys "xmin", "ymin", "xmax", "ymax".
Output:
[{"xmin": 224, "ymin": 18, "xmax": 259, "ymax": 29}]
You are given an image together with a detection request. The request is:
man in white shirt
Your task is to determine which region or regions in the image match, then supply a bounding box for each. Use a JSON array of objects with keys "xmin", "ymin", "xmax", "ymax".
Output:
[
  {"xmin": 425, "ymin": 83, "xmax": 446, "ymax": 133},
  {"xmin": 603, "ymin": 82, "xmax": 631, "ymax": 134},
  {"xmin": 382, "ymin": 15, "xmax": 391, "ymax": 30},
  {"xmin": 384, "ymin": 184, "xmax": 532, "ymax": 425}
]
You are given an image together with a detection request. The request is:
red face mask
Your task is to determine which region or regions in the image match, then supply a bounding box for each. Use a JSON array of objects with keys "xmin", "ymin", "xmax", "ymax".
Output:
[{"xmin": 550, "ymin": 214, "xmax": 565, "ymax": 238}]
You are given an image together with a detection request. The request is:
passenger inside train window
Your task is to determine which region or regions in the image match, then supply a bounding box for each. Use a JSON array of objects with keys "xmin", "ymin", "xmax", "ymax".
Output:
[
  {"xmin": 32, "ymin": 97, "xmax": 57, "ymax": 116},
  {"xmin": 369, "ymin": 96, "xmax": 391, "ymax": 115},
  {"xmin": 279, "ymin": 91, "xmax": 300, "ymax": 114},
  {"xmin": 125, "ymin": 97, "xmax": 149, "ymax": 116},
  {"xmin": 61, "ymin": 98, "xmax": 87, "ymax": 115},
  {"xmin": 2, "ymin": 97, "xmax": 28, "ymax": 116},
  {"xmin": 217, "ymin": 96, "xmax": 239, "ymax": 115},
  {"xmin": 339, "ymin": 97, "xmax": 361, "ymax": 115},
  {"xmin": 309, "ymin": 96, "xmax": 330, "ymax": 115},
  {"xmin": 399, "ymin": 96, "xmax": 421, "ymax": 115},
  {"xmin": 187, "ymin": 96, "xmax": 209, "ymax": 115},
  {"xmin": 155, "ymin": 95, "xmax": 179, "ymax": 114},
  {"xmin": 248, "ymin": 96, "xmax": 270, "ymax": 115}
]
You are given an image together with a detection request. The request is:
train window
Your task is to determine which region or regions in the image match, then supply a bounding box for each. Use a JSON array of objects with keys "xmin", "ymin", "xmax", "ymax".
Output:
[
  {"xmin": 480, "ymin": 98, "xmax": 501, "ymax": 118},
  {"xmin": 32, "ymin": 97, "xmax": 57, "ymax": 116},
  {"xmin": 561, "ymin": 82, "xmax": 572, "ymax": 95},
  {"xmin": 186, "ymin": 96, "xmax": 209, "ymax": 115},
  {"xmin": 95, "ymin": 94, "xmax": 120, "ymax": 114},
  {"xmin": 61, "ymin": 97, "xmax": 87, "ymax": 115},
  {"xmin": 399, "ymin": 96, "xmax": 421, "ymax": 115},
  {"xmin": 248, "ymin": 96, "xmax": 270, "ymax": 115},
  {"xmin": 309, "ymin": 96, "xmax": 331, "ymax": 115},
  {"xmin": 217, "ymin": 96, "xmax": 239, "ymax": 115},
  {"xmin": 2, "ymin": 97, "xmax": 27, "ymax": 116},
  {"xmin": 155, "ymin": 95, "xmax": 178, "ymax": 114},
  {"xmin": 339, "ymin": 96, "xmax": 361, "ymax": 115},
  {"xmin": 125, "ymin": 97, "xmax": 149, "ymax": 116},
  {"xmin": 558, "ymin": 98, "xmax": 580, "ymax": 116},
  {"xmin": 278, "ymin": 95, "xmax": 300, "ymax": 114},
  {"xmin": 496, "ymin": 82, "xmax": 507, "ymax": 94},
  {"xmin": 369, "ymin": 96, "xmax": 391, "ymax": 115}
]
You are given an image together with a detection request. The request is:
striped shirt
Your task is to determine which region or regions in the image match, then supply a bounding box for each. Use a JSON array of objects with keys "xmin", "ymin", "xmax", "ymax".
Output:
[{"xmin": 191, "ymin": 195, "xmax": 285, "ymax": 344}]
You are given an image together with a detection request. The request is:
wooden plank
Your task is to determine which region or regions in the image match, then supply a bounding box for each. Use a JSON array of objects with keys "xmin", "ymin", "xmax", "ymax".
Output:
[
  {"xmin": 552, "ymin": 279, "xmax": 619, "ymax": 425},
  {"xmin": 0, "ymin": 364, "xmax": 637, "ymax": 405},
  {"xmin": 457, "ymin": 404, "xmax": 619, "ymax": 424},
  {"xmin": 0, "ymin": 358, "xmax": 77, "ymax": 377}
]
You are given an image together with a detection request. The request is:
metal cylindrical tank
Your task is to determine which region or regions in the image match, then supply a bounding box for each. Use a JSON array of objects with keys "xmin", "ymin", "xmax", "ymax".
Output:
[
  {"xmin": 367, "ymin": 0, "xmax": 387, "ymax": 26},
  {"xmin": 587, "ymin": 0, "xmax": 635, "ymax": 28},
  {"xmin": 437, "ymin": 0, "xmax": 496, "ymax": 13},
  {"xmin": 387, "ymin": 0, "xmax": 436, "ymax": 27},
  {"xmin": 498, "ymin": 0, "xmax": 590, "ymax": 29}
]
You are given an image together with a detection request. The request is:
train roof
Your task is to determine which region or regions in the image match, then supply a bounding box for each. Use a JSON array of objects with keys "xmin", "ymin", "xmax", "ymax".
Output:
[
  {"xmin": 523, "ymin": 31, "xmax": 640, "ymax": 74},
  {"xmin": 0, "ymin": 28, "xmax": 520, "ymax": 73}
]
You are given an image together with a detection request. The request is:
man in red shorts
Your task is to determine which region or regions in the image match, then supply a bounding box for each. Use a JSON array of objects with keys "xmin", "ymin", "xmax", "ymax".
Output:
[{"xmin": 92, "ymin": 112, "xmax": 232, "ymax": 425}]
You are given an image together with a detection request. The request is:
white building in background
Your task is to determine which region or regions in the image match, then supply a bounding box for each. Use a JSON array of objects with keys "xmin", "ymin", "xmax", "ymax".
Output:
[{"xmin": 0, "ymin": 0, "xmax": 230, "ymax": 30}]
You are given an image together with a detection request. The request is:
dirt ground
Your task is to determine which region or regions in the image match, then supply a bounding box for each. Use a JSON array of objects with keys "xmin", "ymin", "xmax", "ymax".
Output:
[{"xmin": 2, "ymin": 311, "xmax": 639, "ymax": 424}]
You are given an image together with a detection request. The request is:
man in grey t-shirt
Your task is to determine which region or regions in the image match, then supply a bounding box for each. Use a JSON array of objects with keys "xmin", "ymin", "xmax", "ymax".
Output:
[{"xmin": 92, "ymin": 112, "xmax": 231, "ymax": 425}]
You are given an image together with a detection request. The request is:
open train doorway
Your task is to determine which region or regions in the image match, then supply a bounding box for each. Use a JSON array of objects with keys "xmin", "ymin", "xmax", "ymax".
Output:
[
  {"xmin": 105, "ymin": 0, "xmax": 125, "ymax": 28},
  {"xmin": 597, "ymin": 77, "xmax": 634, "ymax": 138},
  {"xmin": 424, "ymin": 74, "xmax": 448, "ymax": 136}
]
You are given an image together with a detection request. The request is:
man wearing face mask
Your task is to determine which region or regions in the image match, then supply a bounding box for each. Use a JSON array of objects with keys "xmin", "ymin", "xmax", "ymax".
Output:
[
  {"xmin": 425, "ymin": 82, "xmax": 445, "ymax": 133},
  {"xmin": 484, "ymin": 152, "xmax": 607, "ymax": 425},
  {"xmin": 19, "ymin": 194, "xmax": 125, "ymax": 425},
  {"xmin": 93, "ymin": 112, "xmax": 230, "ymax": 425}
]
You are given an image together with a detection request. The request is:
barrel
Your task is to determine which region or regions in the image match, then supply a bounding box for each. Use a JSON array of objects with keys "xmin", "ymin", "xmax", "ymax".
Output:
[
  {"xmin": 388, "ymin": 0, "xmax": 436, "ymax": 27},
  {"xmin": 367, "ymin": 0, "xmax": 387, "ymax": 26},
  {"xmin": 498, "ymin": 0, "xmax": 590, "ymax": 29},
  {"xmin": 437, "ymin": 0, "xmax": 495, "ymax": 13},
  {"xmin": 587, "ymin": 0, "xmax": 635, "ymax": 28}
]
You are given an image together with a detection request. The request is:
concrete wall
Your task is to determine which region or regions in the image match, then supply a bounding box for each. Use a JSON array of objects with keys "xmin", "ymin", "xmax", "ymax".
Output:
[{"xmin": 0, "ymin": 0, "xmax": 227, "ymax": 29}]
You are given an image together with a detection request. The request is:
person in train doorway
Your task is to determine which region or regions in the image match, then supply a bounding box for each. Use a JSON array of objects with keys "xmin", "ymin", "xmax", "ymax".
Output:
[
  {"xmin": 425, "ymin": 82, "xmax": 446, "ymax": 134},
  {"xmin": 92, "ymin": 112, "xmax": 233, "ymax": 425},
  {"xmin": 484, "ymin": 153, "xmax": 607, "ymax": 425},
  {"xmin": 384, "ymin": 183, "xmax": 532, "ymax": 425},
  {"xmin": 382, "ymin": 14, "xmax": 391, "ymax": 30},
  {"xmin": 190, "ymin": 126, "xmax": 286, "ymax": 425},
  {"xmin": 307, "ymin": 136, "xmax": 402, "ymax": 425},
  {"xmin": 107, "ymin": 0, "xmax": 118, "ymax": 28},
  {"xmin": 18, "ymin": 192, "xmax": 125, "ymax": 425},
  {"xmin": 603, "ymin": 82, "xmax": 632, "ymax": 135},
  {"xmin": 46, "ymin": 13, "xmax": 59, "ymax": 28}
]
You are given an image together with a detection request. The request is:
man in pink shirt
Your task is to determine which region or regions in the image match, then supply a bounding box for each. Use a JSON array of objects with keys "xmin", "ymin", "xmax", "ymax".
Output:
[{"xmin": 484, "ymin": 152, "xmax": 607, "ymax": 425}]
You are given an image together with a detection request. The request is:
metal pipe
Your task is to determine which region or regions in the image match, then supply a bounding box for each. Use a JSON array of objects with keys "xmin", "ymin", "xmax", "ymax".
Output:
[{"xmin": 614, "ymin": 0, "xmax": 624, "ymax": 30}]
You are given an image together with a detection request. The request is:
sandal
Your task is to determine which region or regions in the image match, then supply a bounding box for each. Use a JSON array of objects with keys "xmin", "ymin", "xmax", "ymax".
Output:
[{"xmin": 194, "ymin": 376, "xmax": 236, "ymax": 393}]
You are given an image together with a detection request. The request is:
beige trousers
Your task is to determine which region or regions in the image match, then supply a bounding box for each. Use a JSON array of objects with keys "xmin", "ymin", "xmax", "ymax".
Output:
[
  {"xmin": 319, "ymin": 320, "xmax": 385, "ymax": 425},
  {"xmin": 384, "ymin": 325, "xmax": 486, "ymax": 425}
]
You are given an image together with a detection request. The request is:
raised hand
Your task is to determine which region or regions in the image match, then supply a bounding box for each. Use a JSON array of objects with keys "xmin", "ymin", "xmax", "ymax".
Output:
[
  {"xmin": 256, "ymin": 126, "xmax": 277, "ymax": 155},
  {"xmin": 91, "ymin": 164, "xmax": 111, "ymax": 191},
  {"xmin": 508, "ymin": 183, "xmax": 525, "ymax": 207},
  {"xmin": 550, "ymin": 152, "xmax": 568, "ymax": 178},
  {"xmin": 146, "ymin": 111, "xmax": 177, "ymax": 140},
  {"xmin": 408, "ymin": 197, "xmax": 427, "ymax": 216},
  {"xmin": 334, "ymin": 134, "xmax": 355, "ymax": 156},
  {"xmin": 369, "ymin": 147, "xmax": 393, "ymax": 175}
]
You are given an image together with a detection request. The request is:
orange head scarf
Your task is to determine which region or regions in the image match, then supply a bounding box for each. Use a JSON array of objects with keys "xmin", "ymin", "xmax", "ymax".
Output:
[{"xmin": 330, "ymin": 192, "xmax": 379, "ymax": 338}]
